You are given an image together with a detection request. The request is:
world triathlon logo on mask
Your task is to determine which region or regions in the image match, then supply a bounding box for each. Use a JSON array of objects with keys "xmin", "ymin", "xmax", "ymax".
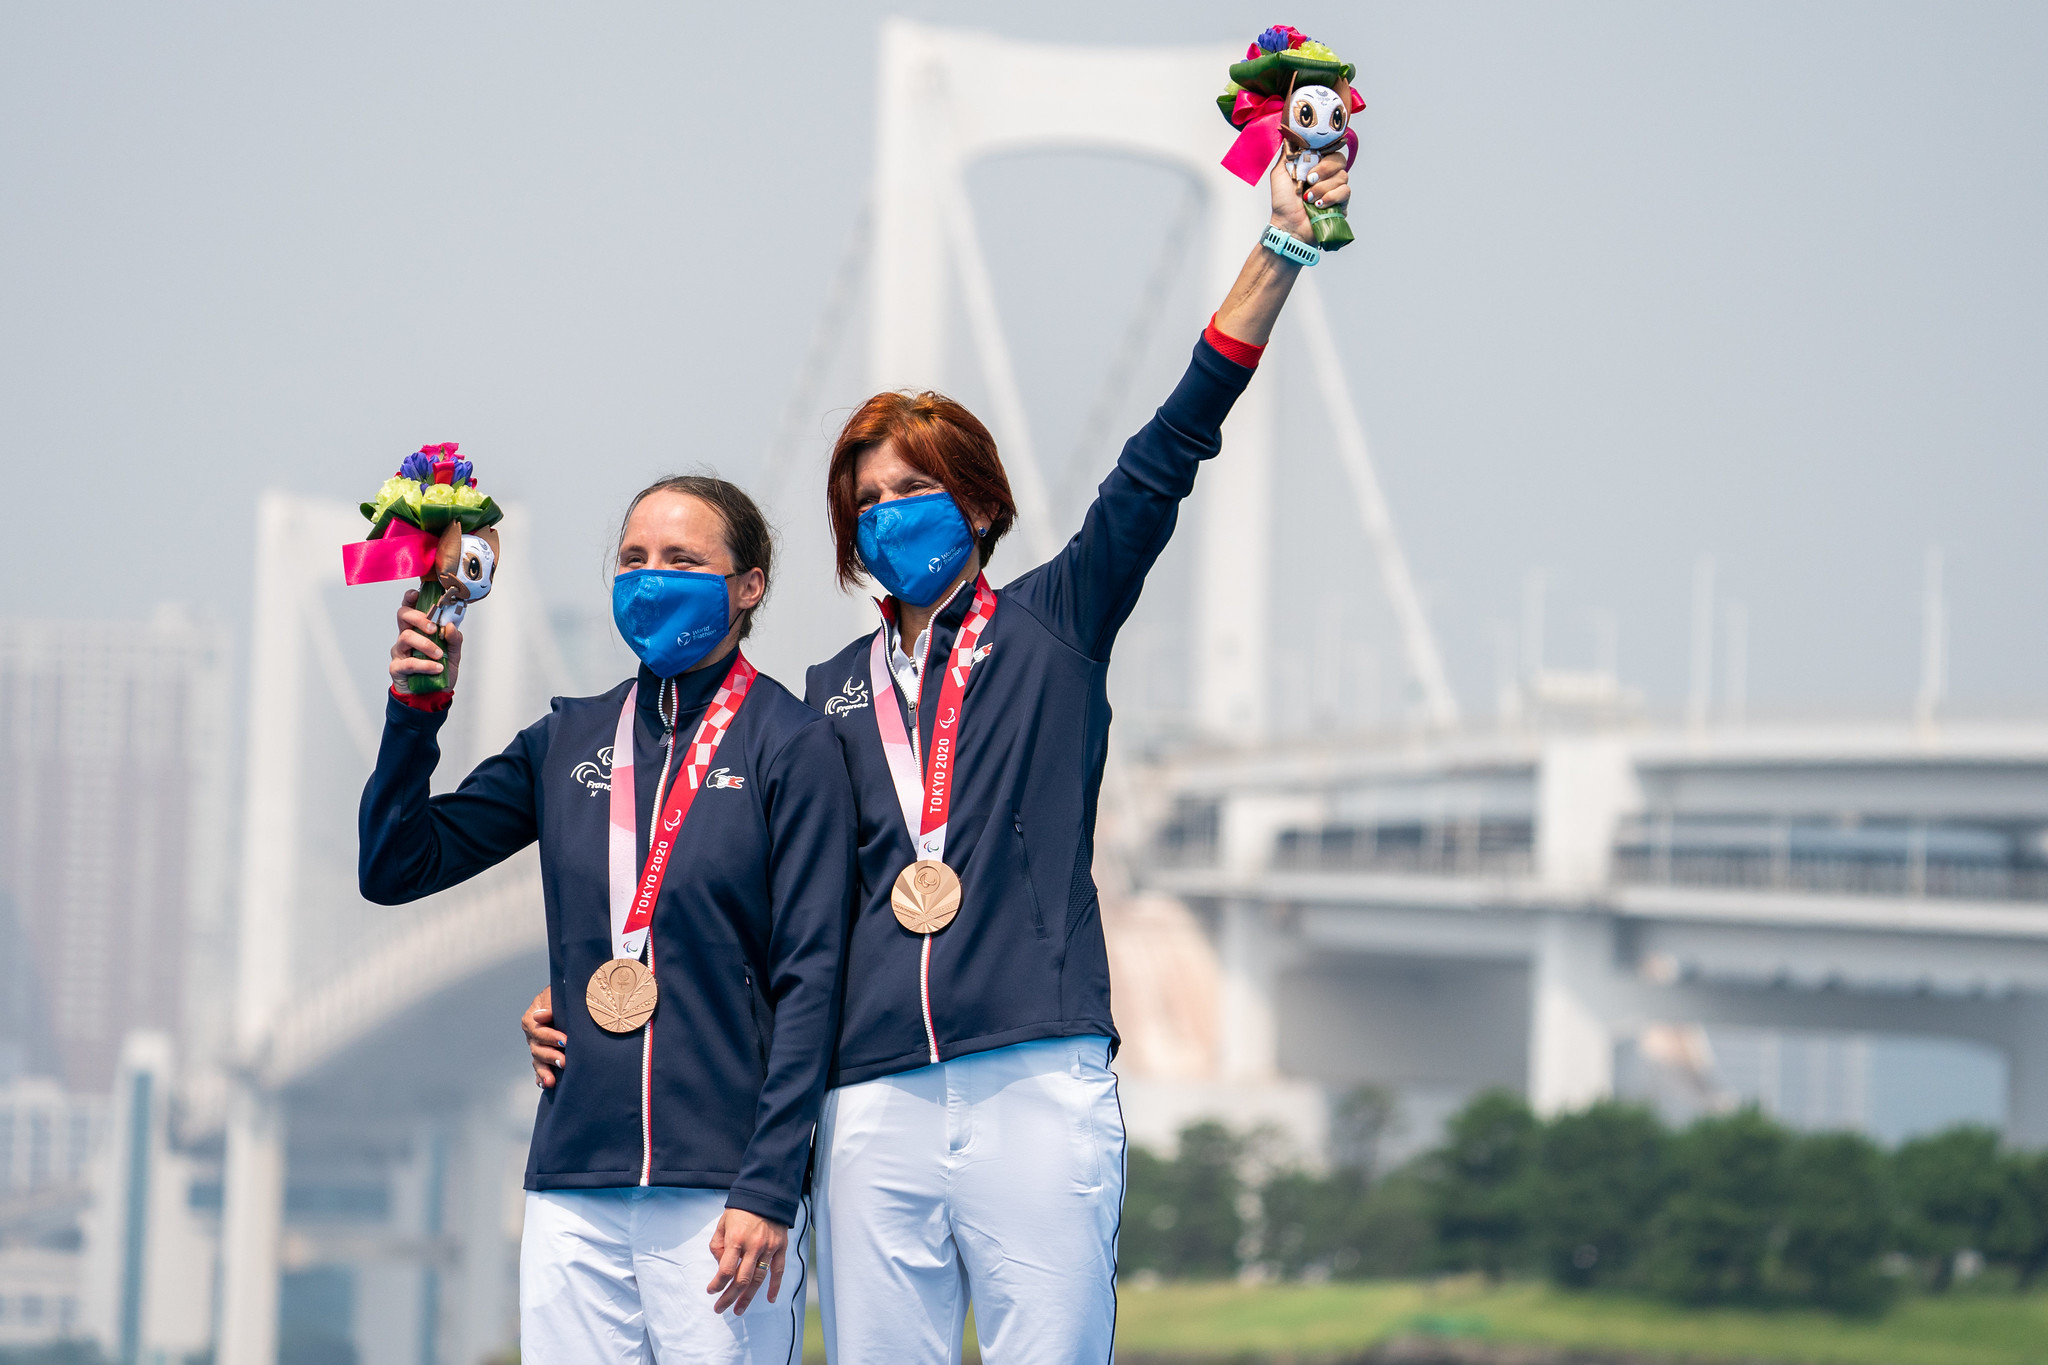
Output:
[
  {"xmin": 706, "ymin": 767, "xmax": 745, "ymax": 790},
  {"xmin": 824, "ymin": 678, "xmax": 870, "ymax": 716},
  {"xmin": 927, "ymin": 556, "xmax": 947, "ymax": 573},
  {"xmin": 572, "ymin": 745, "xmax": 615, "ymax": 796}
]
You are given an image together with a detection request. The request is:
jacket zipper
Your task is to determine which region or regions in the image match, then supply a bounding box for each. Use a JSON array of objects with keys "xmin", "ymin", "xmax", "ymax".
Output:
[
  {"xmin": 894, "ymin": 582, "xmax": 966, "ymax": 1068},
  {"xmin": 640, "ymin": 679, "xmax": 677, "ymax": 1187}
]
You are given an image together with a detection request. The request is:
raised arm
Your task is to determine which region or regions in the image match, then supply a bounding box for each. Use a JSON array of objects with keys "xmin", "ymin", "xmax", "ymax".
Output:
[
  {"xmin": 1215, "ymin": 135, "xmax": 1347, "ymax": 344},
  {"xmin": 1005, "ymin": 145, "xmax": 1350, "ymax": 657},
  {"xmin": 358, "ymin": 591, "xmax": 542, "ymax": 904}
]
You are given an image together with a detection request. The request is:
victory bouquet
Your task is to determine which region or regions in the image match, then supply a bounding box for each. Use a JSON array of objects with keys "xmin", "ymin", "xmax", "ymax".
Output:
[
  {"xmin": 1218, "ymin": 24, "xmax": 1363, "ymax": 250},
  {"xmin": 340, "ymin": 442, "xmax": 505, "ymax": 694}
]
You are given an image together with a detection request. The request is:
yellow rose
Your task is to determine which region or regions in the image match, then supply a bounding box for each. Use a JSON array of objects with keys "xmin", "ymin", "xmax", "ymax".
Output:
[{"xmin": 370, "ymin": 477, "xmax": 419, "ymax": 519}]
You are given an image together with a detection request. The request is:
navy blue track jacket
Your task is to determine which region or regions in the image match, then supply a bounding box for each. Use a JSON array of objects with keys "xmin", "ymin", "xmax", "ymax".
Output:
[
  {"xmin": 806, "ymin": 335, "xmax": 1255, "ymax": 1086},
  {"xmin": 359, "ymin": 659, "xmax": 854, "ymax": 1225}
]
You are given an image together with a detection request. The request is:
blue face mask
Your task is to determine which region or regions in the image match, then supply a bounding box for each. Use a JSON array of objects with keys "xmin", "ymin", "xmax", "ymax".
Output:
[
  {"xmin": 611, "ymin": 569, "xmax": 732, "ymax": 678},
  {"xmin": 856, "ymin": 491, "xmax": 976, "ymax": 607}
]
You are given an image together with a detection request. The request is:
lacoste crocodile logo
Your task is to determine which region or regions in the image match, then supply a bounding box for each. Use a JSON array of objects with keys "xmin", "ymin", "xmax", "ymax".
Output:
[{"xmin": 706, "ymin": 767, "xmax": 745, "ymax": 790}]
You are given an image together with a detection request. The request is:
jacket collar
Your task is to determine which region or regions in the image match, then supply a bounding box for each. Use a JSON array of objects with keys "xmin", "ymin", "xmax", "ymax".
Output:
[
  {"xmin": 875, "ymin": 574, "xmax": 980, "ymax": 665},
  {"xmin": 633, "ymin": 650, "xmax": 734, "ymax": 732}
]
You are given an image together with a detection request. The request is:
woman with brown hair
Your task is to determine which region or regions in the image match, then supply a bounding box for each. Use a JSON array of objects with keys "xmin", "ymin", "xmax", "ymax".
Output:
[{"xmin": 365, "ymin": 475, "xmax": 854, "ymax": 1361}]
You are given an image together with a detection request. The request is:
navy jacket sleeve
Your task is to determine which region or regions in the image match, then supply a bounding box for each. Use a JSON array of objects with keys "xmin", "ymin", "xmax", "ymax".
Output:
[
  {"xmin": 725, "ymin": 715, "xmax": 856, "ymax": 1224},
  {"xmin": 1005, "ymin": 336, "xmax": 1255, "ymax": 658},
  {"xmin": 358, "ymin": 694, "xmax": 545, "ymax": 905}
]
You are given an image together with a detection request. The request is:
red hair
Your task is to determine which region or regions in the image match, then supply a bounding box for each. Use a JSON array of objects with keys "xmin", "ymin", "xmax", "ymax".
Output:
[{"xmin": 826, "ymin": 391, "xmax": 1017, "ymax": 591}]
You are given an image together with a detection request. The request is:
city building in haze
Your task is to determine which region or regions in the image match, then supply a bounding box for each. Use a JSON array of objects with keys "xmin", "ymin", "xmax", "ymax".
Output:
[
  {"xmin": 0, "ymin": 607, "xmax": 230, "ymax": 1093},
  {"xmin": 0, "ymin": 608, "xmax": 230, "ymax": 1352}
]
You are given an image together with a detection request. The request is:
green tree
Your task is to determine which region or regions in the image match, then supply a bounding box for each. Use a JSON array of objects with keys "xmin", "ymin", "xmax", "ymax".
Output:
[
  {"xmin": 1329, "ymin": 1083, "xmax": 1397, "ymax": 1177},
  {"xmin": 1259, "ymin": 1165, "xmax": 1353, "ymax": 1278},
  {"xmin": 1535, "ymin": 1100, "xmax": 1670, "ymax": 1289},
  {"xmin": 1119, "ymin": 1121, "xmax": 1245, "ymax": 1278},
  {"xmin": 1988, "ymin": 1148, "xmax": 2048, "ymax": 1286},
  {"xmin": 1339, "ymin": 1165, "xmax": 1437, "ymax": 1277},
  {"xmin": 1429, "ymin": 1088, "xmax": 1539, "ymax": 1279},
  {"xmin": 1256, "ymin": 1084, "xmax": 1409, "ymax": 1280},
  {"xmin": 1118, "ymin": 1142, "xmax": 1177, "ymax": 1275},
  {"xmin": 1893, "ymin": 1125, "xmax": 2009, "ymax": 1289},
  {"xmin": 1647, "ymin": 1107, "xmax": 1788, "ymax": 1303},
  {"xmin": 1779, "ymin": 1130, "xmax": 1898, "ymax": 1313}
]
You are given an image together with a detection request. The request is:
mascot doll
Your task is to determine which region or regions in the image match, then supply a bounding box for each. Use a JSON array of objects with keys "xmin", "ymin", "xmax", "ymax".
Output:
[
  {"xmin": 340, "ymin": 442, "xmax": 504, "ymax": 694},
  {"xmin": 1219, "ymin": 25, "xmax": 1363, "ymax": 250}
]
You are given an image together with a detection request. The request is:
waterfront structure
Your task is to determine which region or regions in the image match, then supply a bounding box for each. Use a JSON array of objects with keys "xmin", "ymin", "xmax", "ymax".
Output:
[
  {"xmin": 0, "ymin": 609, "xmax": 230, "ymax": 1095},
  {"xmin": 0, "ymin": 1076, "xmax": 101, "ymax": 1350},
  {"xmin": 107, "ymin": 23, "xmax": 2048, "ymax": 1364}
]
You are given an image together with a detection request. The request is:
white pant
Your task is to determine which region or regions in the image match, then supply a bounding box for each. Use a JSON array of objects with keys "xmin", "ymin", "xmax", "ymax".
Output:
[
  {"xmin": 520, "ymin": 1186, "xmax": 810, "ymax": 1364},
  {"xmin": 815, "ymin": 1035, "xmax": 1125, "ymax": 1365}
]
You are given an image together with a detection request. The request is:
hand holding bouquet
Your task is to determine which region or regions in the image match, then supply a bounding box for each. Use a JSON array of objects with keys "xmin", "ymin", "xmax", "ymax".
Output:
[
  {"xmin": 341, "ymin": 442, "xmax": 505, "ymax": 694},
  {"xmin": 1218, "ymin": 25, "xmax": 1363, "ymax": 250}
]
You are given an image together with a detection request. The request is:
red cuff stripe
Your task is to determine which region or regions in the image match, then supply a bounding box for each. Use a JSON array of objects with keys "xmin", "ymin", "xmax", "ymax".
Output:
[
  {"xmin": 1204, "ymin": 313, "xmax": 1264, "ymax": 370},
  {"xmin": 391, "ymin": 684, "xmax": 455, "ymax": 713}
]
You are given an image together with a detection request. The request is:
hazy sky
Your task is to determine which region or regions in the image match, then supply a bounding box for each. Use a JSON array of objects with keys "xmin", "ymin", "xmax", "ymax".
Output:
[{"xmin": 5, "ymin": 2, "xmax": 2046, "ymax": 725}]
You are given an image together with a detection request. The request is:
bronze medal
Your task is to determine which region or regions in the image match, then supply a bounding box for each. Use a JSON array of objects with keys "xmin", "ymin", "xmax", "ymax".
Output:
[
  {"xmin": 586, "ymin": 958, "xmax": 659, "ymax": 1034},
  {"xmin": 891, "ymin": 859, "xmax": 963, "ymax": 934}
]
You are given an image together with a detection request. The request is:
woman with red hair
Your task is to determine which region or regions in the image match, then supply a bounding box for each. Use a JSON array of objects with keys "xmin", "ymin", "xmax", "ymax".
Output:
[
  {"xmin": 801, "ymin": 148, "xmax": 1348, "ymax": 1363},
  {"xmin": 527, "ymin": 142, "xmax": 1351, "ymax": 1361}
]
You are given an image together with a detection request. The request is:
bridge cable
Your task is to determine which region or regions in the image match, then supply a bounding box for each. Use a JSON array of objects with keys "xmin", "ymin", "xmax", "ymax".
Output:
[
  {"xmin": 757, "ymin": 195, "xmax": 874, "ymax": 509},
  {"xmin": 1053, "ymin": 176, "xmax": 1206, "ymax": 520},
  {"xmin": 1292, "ymin": 274, "xmax": 1461, "ymax": 729}
]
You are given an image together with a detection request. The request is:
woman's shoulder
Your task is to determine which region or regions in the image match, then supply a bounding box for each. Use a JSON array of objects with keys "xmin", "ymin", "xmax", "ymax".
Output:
[
  {"xmin": 802, "ymin": 631, "xmax": 880, "ymax": 712},
  {"xmin": 512, "ymin": 677, "xmax": 637, "ymax": 748},
  {"xmin": 543, "ymin": 676, "xmax": 637, "ymax": 716},
  {"xmin": 812, "ymin": 630, "xmax": 875, "ymax": 675},
  {"xmin": 738, "ymin": 667, "xmax": 824, "ymax": 731},
  {"xmin": 734, "ymin": 669, "xmax": 848, "ymax": 780}
]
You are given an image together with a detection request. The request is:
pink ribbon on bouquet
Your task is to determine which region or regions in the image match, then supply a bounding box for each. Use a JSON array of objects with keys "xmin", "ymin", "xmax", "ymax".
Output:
[
  {"xmin": 340, "ymin": 515, "xmax": 441, "ymax": 585},
  {"xmin": 1220, "ymin": 86, "xmax": 1363, "ymax": 186}
]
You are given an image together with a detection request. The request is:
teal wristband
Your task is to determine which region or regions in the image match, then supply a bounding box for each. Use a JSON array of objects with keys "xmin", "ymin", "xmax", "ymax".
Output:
[{"xmin": 1262, "ymin": 223, "xmax": 1321, "ymax": 267}]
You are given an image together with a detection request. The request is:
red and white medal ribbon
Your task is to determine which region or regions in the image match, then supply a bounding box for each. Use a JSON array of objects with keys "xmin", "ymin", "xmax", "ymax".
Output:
[
  {"xmin": 605, "ymin": 653, "xmax": 757, "ymax": 961},
  {"xmin": 868, "ymin": 577, "xmax": 997, "ymax": 866}
]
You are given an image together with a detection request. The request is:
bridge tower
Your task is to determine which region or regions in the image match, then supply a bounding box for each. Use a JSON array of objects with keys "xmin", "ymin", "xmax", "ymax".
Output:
[{"xmin": 866, "ymin": 19, "xmax": 1455, "ymax": 738}]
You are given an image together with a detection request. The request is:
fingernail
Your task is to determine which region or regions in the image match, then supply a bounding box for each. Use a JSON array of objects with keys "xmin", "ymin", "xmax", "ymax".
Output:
[{"xmin": 1308, "ymin": 172, "xmax": 1319, "ymax": 185}]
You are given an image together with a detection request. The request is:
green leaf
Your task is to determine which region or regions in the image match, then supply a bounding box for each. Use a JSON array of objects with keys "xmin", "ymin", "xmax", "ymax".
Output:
[{"xmin": 1226, "ymin": 51, "xmax": 1353, "ymax": 98}]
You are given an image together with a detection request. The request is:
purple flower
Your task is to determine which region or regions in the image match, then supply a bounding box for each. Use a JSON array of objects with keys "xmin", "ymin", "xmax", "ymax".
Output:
[
  {"xmin": 1258, "ymin": 25, "xmax": 1298, "ymax": 53},
  {"xmin": 451, "ymin": 459, "xmax": 473, "ymax": 486},
  {"xmin": 398, "ymin": 451, "xmax": 435, "ymax": 481}
]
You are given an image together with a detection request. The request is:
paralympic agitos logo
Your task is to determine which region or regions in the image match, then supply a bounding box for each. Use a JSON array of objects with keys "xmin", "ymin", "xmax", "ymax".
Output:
[
  {"xmin": 572, "ymin": 745, "xmax": 615, "ymax": 796},
  {"xmin": 824, "ymin": 677, "xmax": 869, "ymax": 716}
]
